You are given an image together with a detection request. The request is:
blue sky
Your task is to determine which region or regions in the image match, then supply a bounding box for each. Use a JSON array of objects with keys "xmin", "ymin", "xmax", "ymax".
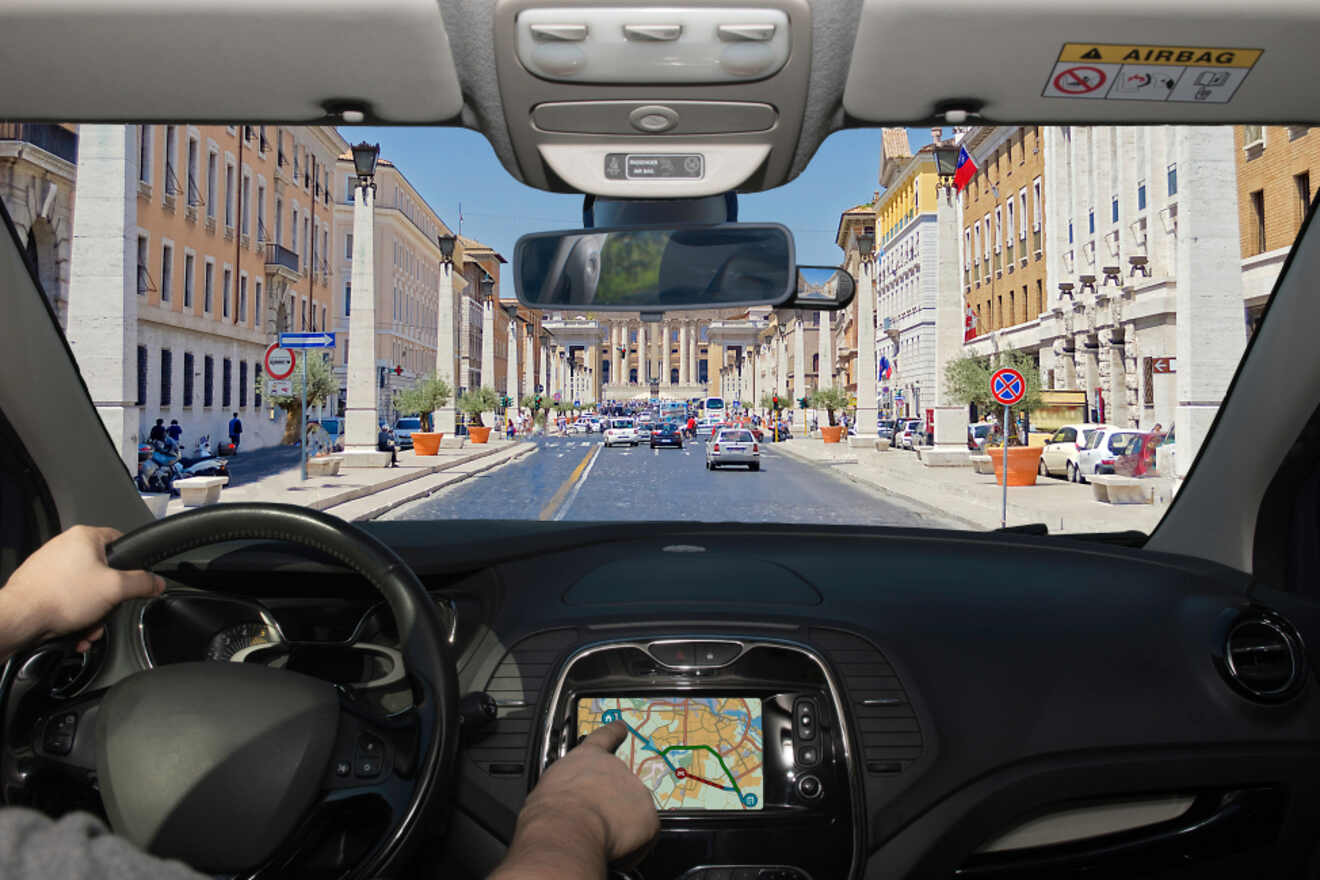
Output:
[{"xmin": 339, "ymin": 126, "xmax": 937, "ymax": 266}]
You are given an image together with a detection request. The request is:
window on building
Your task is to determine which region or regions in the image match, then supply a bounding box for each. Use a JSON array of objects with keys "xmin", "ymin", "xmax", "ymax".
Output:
[
  {"xmin": 963, "ymin": 229, "xmax": 971, "ymax": 271},
  {"xmin": 240, "ymin": 174, "xmax": 250, "ymax": 235},
  {"xmin": 1250, "ymin": 189, "xmax": 1266, "ymax": 254},
  {"xmin": 1088, "ymin": 210, "xmax": 1095, "ymax": 235},
  {"xmin": 163, "ymin": 126, "xmax": 177, "ymax": 194},
  {"xmin": 206, "ymin": 151, "xmax": 217, "ymax": 218},
  {"xmin": 1295, "ymin": 172, "xmax": 1312, "ymax": 228},
  {"xmin": 222, "ymin": 268, "xmax": 231, "ymax": 318},
  {"xmin": 346, "ymin": 174, "xmax": 355, "ymax": 202},
  {"xmin": 1112, "ymin": 197, "xmax": 1119, "ymax": 223},
  {"xmin": 275, "ymin": 198, "xmax": 282, "ymax": 244},
  {"xmin": 203, "ymin": 261, "xmax": 214, "ymax": 313},
  {"xmin": 136, "ymin": 235, "xmax": 149, "ymax": 295},
  {"xmin": 1243, "ymin": 125, "xmax": 1264, "ymax": 148},
  {"xmin": 982, "ymin": 215, "xmax": 990, "ymax": 258},
  {"xmin": 182, "ymin": 352, "xmax": 194, "ymax": 407},
  {"xmin": 1068, "ymin": 221, "xmax": 1074, "ymax": 244},
  {"xmin": 1008, "ymin": 290, "xmax": 1015, "ymax": 324},
  {"xmin": 224, "ymin": 163, "xmax": 234, "ymax": 227},
  {"xmin": 186, "ymin": 138, "xmax": 199, "ymax": 205},
  {"xmin": 321, "ymin": 306, "xmax": 326, "ymax": 332},
  {"xmin": 1032, "ymin": 178, "xmax": 1042, "ymax": 232},
  {"xmin": 345, "ymin": 233, "xmax": 353, "ymax": 259},
  {"xmin": 1035, "ymin": 279, "xmax": 1043, "ymax": 316},
  {"xmin": 994, "ymin": 207, "xmax": 1002, "ymax": 252},
  {"xmin": 301, "ymin": 299, "xmax": 307, "ymax": 331},
  {"xmin": 1006, "ymin": 200, "xmax": 1015, "ymax": 250},
  {"xmin": 255, "ymin": 363, "xmax": 263, "ymax": 409},
  {"xmin": 1137, "ymin": 180, "xmax": 1147, "ymax": 211},
  {"xmin": 291, "ymin": 206, "xmax": 298, "ymax": 252},
  {"xmin": 183, "ymin": 253, "xmax": 194, "ymax": 308},
  {"xmin": 257, "ymin": 184, "xmax": 266, "ymax": 239},
  {"xmin": 135, "ymin": 346, "xmax": 147, "ymax": 406},
  {"xmin": 238, "ymin": 275, "xmax": 247, "ymax": 323},
  {"xmin": 222, "ymin": 358, "xmax": 232, "ymax": 408},
  {"xmin": 160, "ymin": 244, "xmax": 172, "ymax": 302},
  {"xmin": 239, "ymin": 360, "xmax": 248, "ymax": 408},
  {"xmin": 254, "ymin": 281, "xmax": 262, "ymax": 330},
  {"xmin": 1167, "ymin": 163, "xmax": 1178, "ymax": 196},
  {"xmin": 344, "ymin": 281, "xmax": 352, "ymax": 316},
  {"xmin": 160, "ymin": 348, "xmax": 172, "ymax": 407},
  {"xmin": 203, "ymin": 356, "xmax": 214, "ymax": 407},
  {"xmin": 302, "ymin": 217, "xmax": 310, "ymax": 272},
  {"xmin": 137, "ymin": 126, "xmax": 151, "ymax": 184}
]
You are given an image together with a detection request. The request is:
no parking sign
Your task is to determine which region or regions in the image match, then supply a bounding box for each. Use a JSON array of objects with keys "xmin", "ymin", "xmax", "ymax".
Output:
[{"xmin": 990, "ymin": 368, "xmax": 1026, "ymax": 406}]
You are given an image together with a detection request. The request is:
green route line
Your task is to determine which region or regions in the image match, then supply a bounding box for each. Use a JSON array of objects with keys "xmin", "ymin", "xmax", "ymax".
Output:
[
  {"xmin": 601, "ymin": 707, "xmax": 758, "ymax": 807},
  {"xmin": 659, "ymin": 744, "xmax": 743, "ymax": 795}
]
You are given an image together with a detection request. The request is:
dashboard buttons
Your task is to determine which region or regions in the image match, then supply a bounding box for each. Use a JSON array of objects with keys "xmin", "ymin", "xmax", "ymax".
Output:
[
  {"xmin": 353, "ymin": 732, "xmax": 385, "ymax": 778},
  {"xmin": 43, "ymin": 712, "xmax": 77, "ymax": 756},
  {"xmin": 628, "ymin": 105, "xmax": 679, "ymax": 134},
  {"xmin": 793, "ymin": 698, "xmax": 816, "ymax": 742},
  {"xmin": 355, "ymin": 756, "xmax": 382, "ymax": 778},
  {"xmin": 334, "ymin": 760, "xmax": 351, "ymax": 777},
  {"xmin": 796, "ymin": 774, "xmax": 823, "ymax": 800},
  {"xmin": 648, "ymin": 641, "xmax": 741, "ymax": 669},
  {"xmin": 797, "ymin": 744, "xmax": 819, "ymax": 767}
]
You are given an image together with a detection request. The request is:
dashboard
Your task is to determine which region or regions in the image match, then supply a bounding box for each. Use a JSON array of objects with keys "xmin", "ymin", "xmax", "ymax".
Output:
[{"xmin": 9, "ymin": 520, "xmax": 1320, "ymax": 879}]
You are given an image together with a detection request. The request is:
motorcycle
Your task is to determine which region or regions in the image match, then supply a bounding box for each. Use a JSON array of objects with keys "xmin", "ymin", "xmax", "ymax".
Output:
[
  {"xmin": 178, "ymin": 434, "xmax": 228, "ymax": 479},
  {"xmin": 136, "ymin": 437, "xmax": 183, "ymax": 494}
]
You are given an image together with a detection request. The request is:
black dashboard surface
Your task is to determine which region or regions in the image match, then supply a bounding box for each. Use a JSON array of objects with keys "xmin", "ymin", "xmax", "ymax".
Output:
[{"xmin": 154, "ymin": 521, "xmax": 1320, "ymax": 879}]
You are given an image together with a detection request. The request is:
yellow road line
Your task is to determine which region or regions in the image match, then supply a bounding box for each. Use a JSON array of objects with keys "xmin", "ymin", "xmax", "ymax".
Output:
[{"xmin": 539, "ymin": 445, "xmax": 599, "ymax": 520}]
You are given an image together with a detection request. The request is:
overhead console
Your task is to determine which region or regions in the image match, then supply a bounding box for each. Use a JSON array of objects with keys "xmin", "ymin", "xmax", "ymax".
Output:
[
  {"xmin": 539, "ymin": 638, "xmax": 861, "ymax": 879},
  {"xmin": 494, "ymin": 0, "xmax": 814, "ymax": 196}
]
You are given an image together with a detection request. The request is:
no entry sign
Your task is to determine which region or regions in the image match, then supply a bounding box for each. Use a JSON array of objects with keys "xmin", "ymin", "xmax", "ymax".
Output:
[
  {"xmin": 264, "ymin": 342, "xmax": 296, "ymax": 380},
  {"xmin": 990, "ymin": 368, "xmax": 1026, "ymax": 407}
]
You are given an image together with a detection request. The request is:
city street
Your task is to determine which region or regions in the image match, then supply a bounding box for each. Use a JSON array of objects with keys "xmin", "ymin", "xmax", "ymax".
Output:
[{"xmin": 386, "ymin": 434, "xmax": 956, "ymax": 526}]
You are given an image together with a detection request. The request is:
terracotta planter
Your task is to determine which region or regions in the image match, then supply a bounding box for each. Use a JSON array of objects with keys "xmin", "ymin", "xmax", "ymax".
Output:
[
  {"xmin": 467, "ymin": 425, "xmax": 492, "ymax": 444},
  {"xmin": 412, "ymin": 432, "xmax": 443, "ymax": 455},
  {"xmin": 988, "ymin": 446, "xmax": 1044, "ymax": 486},
  {"xmin": 820, "ymin": 425, "xmax": 845, "ymax": 443}
]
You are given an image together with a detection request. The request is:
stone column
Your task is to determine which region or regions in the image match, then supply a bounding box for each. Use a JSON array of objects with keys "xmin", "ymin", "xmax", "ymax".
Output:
[
  {"xmin": 666, "ymin": 322, "xmax": 675, "ymax": 385},
  {"xmin": 855, "ymin": 256, "xmax": 879, "ymax": 442},
  {"xmin": 434, "ymin": 261, "xmax": 457, "ymax": 434},
  {"xmin": 65, "ymin": 125, "xmax": 139, "ymax": 470},
  {"xmin": 818, "ymin": 311, "xmax": 833, "ymax": 389},
  {"xmin": 542, "ymin": 339, "xmax": 551, "ymax": 399},
  {"xmin": 613, "ymin": 323, "xmax": 624, "ymax": 390},
  {"xmin": 523, "ymin": 326, "xmax": 534, "ymax": 399},
  {"xmin": 927, "ymin": 180, "xmax": 969, "ymax": 461},
  {"xmin": 793, "ymin": 314, "xmax": 807, "ymax": 431},
  {"xmin": 480, "ymin": 299, "xmax": 495, "ymax": 389},
  {"xmin": 506, "ymin": 316, "xmax": 520, "ymax": 410},
  {"xmin": 637, "ymin": 322, "xmax": 648, "ymax": 384},
  {"xmin": 678, "ymin": 322, "xmax": 689, "ymax": 386},
  {"xmin": 343, "ymin": 175, "xmax": 381, "ymax": 456},
  {"xmin": 1174, "ymin": 127, "xmax": 1246, "ymax": 479}
]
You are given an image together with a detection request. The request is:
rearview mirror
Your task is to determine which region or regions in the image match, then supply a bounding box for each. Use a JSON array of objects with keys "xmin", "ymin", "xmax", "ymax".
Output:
[
  {"xmin": 513, "ymin": 224, "xmax": 795, "ymax": 311},
  {"xmin": 786, "ymin": 266, "xmax": 856, "ymax": 311}
]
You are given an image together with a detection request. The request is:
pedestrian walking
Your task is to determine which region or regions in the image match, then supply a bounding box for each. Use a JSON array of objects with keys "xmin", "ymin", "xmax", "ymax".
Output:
[
  {"xmin": 377, "ymin": 423, "xmax": 399, "ymax": 467},
  {"xmin": 148, "ymin": 418, "xmax": 166, "ymax": 443},
  {"xmin": 166, "ymin": 419, "xmax": 182, "ymax": 442},
  {"xmin": 227, "ymin": 412, "xmax": 243, "ymax": 454}
]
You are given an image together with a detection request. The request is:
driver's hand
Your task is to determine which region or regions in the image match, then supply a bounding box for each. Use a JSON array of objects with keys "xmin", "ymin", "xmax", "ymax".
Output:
[
  {"xmin": 0, "ymin": 525, "xmax": 165, "ymax": 656},
  {"xmin": 490, "ymin": 720, "xmax": 659, "ymax": 878}
]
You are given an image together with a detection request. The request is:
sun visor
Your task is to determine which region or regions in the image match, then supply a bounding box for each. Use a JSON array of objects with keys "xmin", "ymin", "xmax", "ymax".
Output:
[
  {"xmin": 844, "ymin": 0, "xmax": 1320, "ymax": 123},
  {"xmin": 0, "ymin": 0, "xmax": 464, "ymax": 123}
]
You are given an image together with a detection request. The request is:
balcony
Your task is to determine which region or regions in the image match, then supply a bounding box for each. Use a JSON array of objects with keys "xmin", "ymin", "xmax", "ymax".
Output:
[
  {"xmin": 264, "ymin": 243, "xmax": 301, "ymax": 283},
  {"xmin": 0, "ymin": 123, "xmax": 78, "ymax": 165}
]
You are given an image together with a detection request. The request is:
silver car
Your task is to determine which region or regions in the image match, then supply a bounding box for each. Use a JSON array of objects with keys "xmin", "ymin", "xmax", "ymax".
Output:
[{"xmin": 706, "ymin": 428, "xmax": 760, "ymax": 471}]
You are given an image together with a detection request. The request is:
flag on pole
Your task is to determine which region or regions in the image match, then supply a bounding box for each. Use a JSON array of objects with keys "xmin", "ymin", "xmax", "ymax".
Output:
[
  {"xmin": 878, "ymin": 355, "xmax": 892, "ymax": 380},
  {"xmin": 964, "ymin": 304, "xmax": 979, "ymax": 342},
  {"xmin": 953, "ymin": 146, "xmax": 978, "ymax": 193}
]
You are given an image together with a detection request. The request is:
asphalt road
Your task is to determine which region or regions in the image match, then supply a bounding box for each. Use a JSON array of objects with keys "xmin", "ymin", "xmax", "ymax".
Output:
[{"xmin": 386, "ymin": 434, "xmax": 955, "ymax": 527}]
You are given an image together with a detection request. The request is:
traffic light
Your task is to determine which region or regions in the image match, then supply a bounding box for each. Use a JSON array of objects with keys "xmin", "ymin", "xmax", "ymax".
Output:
[
  {"xmin": 394, "ymin": 365, "xmax": 403, "ymax": 376},
  {"xmin": 772, "ymin": 395, "xmax": 780, "ymax": 410},
  {"xmin": 798, "ymin": 397, "xmax": 808, "ymax": 409}
]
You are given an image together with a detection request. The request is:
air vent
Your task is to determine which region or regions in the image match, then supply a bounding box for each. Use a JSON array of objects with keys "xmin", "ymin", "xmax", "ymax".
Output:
[
  {"xmin": 467, "ymin": 629, "xmax": 578, "ymax": 779},
  {"xmin": 1220, "ymin": 612, "xmax": 1305, "ymax": 702},
  {"xmin": 810, "ymin": 628, "xmax": 923, "ymax": 773}
]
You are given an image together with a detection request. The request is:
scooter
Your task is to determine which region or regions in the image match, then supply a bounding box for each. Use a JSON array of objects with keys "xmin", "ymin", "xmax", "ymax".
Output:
[
  {"xmin": 136, "ymin": 437, "xmax": 183, "ymax": 494},
  {"xmin": 178, "ymin": 434, "xmax": 229, "ymax": 479}
]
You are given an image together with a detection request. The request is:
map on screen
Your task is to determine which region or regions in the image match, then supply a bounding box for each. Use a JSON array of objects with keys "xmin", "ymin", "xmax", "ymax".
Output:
[{"xmin": 576, "ymin": 696, "xmax": 763, "ymax": 810}]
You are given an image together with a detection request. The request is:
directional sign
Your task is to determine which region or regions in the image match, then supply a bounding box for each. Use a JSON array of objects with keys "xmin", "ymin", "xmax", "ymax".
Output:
[
  {"xmin": 267, "ymin": 378, "xmax": 293, "ymax": 396},
  {"xmin": 264, "ymin": 342, "xmax": 295, "ymax": 380},
  {"xmin": 990, "ymin": 367, "xmax": 1026, "ymax": 407},
  {"xmin": 278, "ymin": 332, "xmax": 336, "ymax": 349},
  {"xmin": 1152, "ymin": 356, "xmax": 1176, "ymax": 374}
]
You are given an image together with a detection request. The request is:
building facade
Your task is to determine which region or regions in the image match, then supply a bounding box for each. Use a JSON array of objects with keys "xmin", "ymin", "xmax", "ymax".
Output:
[{"xmin": 1, "ymin": 124, "xmax": 79, "ymax": 326}]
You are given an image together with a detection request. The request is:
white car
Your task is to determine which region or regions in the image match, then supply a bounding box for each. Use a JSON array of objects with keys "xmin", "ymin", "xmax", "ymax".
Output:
[
  {"xmin": 602, "ymin": 418, "xmax": 638, "ymax": 447},
  {"xmin": 696, "ymin": 416, "xmax": 723, "ymax": 438},
  {"xmin": 1039, "ymin": 423, "xmax": 1109, "ymax": 480},
  {"xmin": 898, "ymin": 419, "xmax": 925, "ymax": 449},
  {"xmin": 1073, "ymin": 428, "xmax": 1147, "ymax": 483},
  {"xmin": 706, "ymin": 428, "xmax": 760, "ymax": 471}
]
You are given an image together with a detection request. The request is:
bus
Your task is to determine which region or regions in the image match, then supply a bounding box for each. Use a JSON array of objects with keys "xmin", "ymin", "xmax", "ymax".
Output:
[{"xmin": 704, "ymin": 397, "xmax": 725, "ymax": 421}]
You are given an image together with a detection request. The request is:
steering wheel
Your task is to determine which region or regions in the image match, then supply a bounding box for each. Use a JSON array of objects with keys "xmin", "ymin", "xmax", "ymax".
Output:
[{"xmin": 3, "ymin": 504, "xmax": 458, "ymax": 878}]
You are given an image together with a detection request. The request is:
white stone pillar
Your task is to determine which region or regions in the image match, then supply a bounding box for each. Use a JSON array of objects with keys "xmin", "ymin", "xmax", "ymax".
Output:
[
  {"xmin": 506, "ymin": 316, "xmax": 520, "ymax": 407},
  {"xmin": 541, "ymin": 339, "xmax": 550, "ymax": 398},
  {"xmin": 343, "ymin": 176, "xmax": 380, "ymax": 453},
  {"xmin": 66, "ymin": 125, "xmax": 139, "ymax": 470},
  {"xmin": 587, "ymin": 344, "xmax": 599, "ymax": 403},
  {"xmin": 664, "ymin": 321, "xmax": 674, "ymax": 384},
  {"xmin": 612, "ymin": 323, "xmax": 623, "ymax": 390},
  {"xmin": 818, "ymin": 311, "xmax": 833, "ymax": 389},
  {"xmin": 793, "ymin": 315, "xmax": 807, "ymax": 431},
  {"xmin": 523, "ymin": 326, "xmax": 534, "ymax": 400},
  {"xmin": 481, "ymin": 299, "xmax": 495, "ymax": 389},
  {"xmin": 637, "ymin": 322, "xmax": 648, "ymax": 384},
  {"xmin": 1174, "ymin": 127, "xmax": 1246, "ymax": 479},
  {"xmin": 855, "ymin": 255, "xmax": 879, "ymax": 439},
  {"xmin": 434, "ymin": 261, "xmax": 457, "ymax": 434}
]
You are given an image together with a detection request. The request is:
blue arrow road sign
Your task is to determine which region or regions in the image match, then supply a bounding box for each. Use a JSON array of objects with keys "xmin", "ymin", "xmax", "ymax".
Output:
[{"xmin": 279, "ymin": 332, "xmax": 336, "ymax": 349}]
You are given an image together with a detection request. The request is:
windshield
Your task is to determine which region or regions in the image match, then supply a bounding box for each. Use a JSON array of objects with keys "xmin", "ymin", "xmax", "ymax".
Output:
[{"xmin": 8, "ymin": 123, "xmax": 1305, "ymax": 535}]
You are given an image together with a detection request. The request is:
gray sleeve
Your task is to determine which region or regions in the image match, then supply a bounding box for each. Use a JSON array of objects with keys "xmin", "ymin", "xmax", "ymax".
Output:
[{"xmin": 0, "ymin": 807, "xmax": 207, "ymax": 880}]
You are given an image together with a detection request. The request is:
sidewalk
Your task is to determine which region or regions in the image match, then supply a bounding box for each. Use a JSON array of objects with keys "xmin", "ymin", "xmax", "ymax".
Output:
[
  {"xmin": 162, "ymin": 439, "xmax": 533, "ymax": 519},
  {"xmin": 766, "ymin": 439, "xmax": 1170, "ymax": 534}
]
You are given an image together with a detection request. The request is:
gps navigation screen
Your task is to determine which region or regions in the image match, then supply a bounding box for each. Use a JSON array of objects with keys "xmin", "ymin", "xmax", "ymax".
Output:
[{"xmin": 576, "ymin": 696, "xmax": 764, "ymax": 810}]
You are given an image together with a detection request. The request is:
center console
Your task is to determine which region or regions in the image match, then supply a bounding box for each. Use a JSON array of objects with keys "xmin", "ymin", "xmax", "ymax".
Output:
[{"xmin": 540, "ymin": 639, "xmax": 859, "ymax": 880}]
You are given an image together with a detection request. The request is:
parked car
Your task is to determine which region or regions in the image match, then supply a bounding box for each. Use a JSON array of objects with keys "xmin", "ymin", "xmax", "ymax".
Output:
[
  {"xmin": 1038, "ymin": 423, "xmax": 1108, "ymax": 480},
  {"xmin": 1075, "ymin": 427, "xmax": 1147, "ymax": 482},
  {"xmin": 706, "ymin": 428, "xmax": 760, "ymax": 471},
  {"xmin": 1112, "ymin": 432, "xmax": 1163, "ymax": 477},
  {"xmin": 650, "ymin": 423, "xmax": 684, "ymax": 449},
  {"xmin": 877, "ymin": 419, "xmax": 897, "ymax": 442},
  {"xmin": 392, "ymin": 417, "xmax": 422, "ymax": 449},
  {"xmin": 318, "ymin": 418, "xmax": 344, "ymax": 452},
  {"xmin": 967, "ymin": 422, "xmax": 993, "ymax": 451},
  {"xmin": 603, "ymin": 418, "xmax": 638, "ymax": 447},
  {"xmin": 898, "ymin": 419, "xmax": 925, "ymax": 449}
]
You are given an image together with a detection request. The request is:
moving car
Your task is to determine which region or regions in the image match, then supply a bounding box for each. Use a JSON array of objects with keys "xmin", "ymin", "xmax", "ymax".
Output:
[
  {"xmin": 1074, "ymin": 427, "xmax": 1147, "ymax": 483},
  {"xmin": 391, "ymin": 417, "xmax": 422, "ymax": 449},
  {"xmin": 603, "ymin": 418, "xmax": 638, "ymax": 447},
  {"xmin": 1038, "ymin": 423, "xmax": 1108, "ymax": 480},
  {"xmin": 696, "ymin": 416, "xmax": 723, "ymax": 438},
  {"xmin": 706, "ymin": 428, "xmax": 760, "ymax": 471},
  {"xmin": 650, "ymin": 423, "xmax": 684, "ymax": 449}
]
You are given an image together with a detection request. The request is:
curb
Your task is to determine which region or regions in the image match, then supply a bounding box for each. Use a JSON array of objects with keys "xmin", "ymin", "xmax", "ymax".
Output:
[
  {"xmin": 766, "ymin": 443, "xmax": 984, "ymax": 530},
  {"xmin": 344, "ymin": 444, "xmax": 537, "ymax": 521},
  {"xmin": 306, "ymin": 442, "xmax": 527, "ymax": 512}
]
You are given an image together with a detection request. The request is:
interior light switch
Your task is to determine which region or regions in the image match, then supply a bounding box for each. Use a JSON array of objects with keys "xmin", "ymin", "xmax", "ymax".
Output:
[
  {"xmin": 530, "ymin": 24, "xmax": 588, "ymax": 42},
  {"xmin": 717, "ymin": 23, "xmax": 776, "ymax": 41},
  {"xmin": 623, "ymin": 23, "xmax": 682, "ymax": 41}
]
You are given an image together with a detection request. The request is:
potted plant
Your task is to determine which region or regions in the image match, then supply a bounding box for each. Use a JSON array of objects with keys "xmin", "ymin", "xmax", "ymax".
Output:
[
  {"xmin": 458, "ymin": 387, "xmax": 500, "ymax": 443},
  {"xmin": 390, "ymin": 372, "xmax": 452, "ymax": 455},
  {"xmin": 809, "ymin": 386, "xmax": 851, "ymax": 443},
  {"xmin": 945, "ymin": 353, "xmax": 1043, "ymax": 486}
]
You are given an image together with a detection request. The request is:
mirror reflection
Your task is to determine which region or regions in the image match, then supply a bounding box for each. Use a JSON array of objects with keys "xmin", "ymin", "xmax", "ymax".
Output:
[{"xmin": 792, "ymin": 266, "xmax": 856, "ymax": 309}]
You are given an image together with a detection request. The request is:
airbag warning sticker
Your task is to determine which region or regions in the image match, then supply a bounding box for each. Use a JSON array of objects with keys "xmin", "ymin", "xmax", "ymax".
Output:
[{"xmin": 1043, "ymin": 43, "xmax": 1262, "ymax": 103}]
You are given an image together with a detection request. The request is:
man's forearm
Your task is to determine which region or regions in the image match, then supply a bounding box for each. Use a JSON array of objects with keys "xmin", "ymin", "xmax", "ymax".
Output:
[
  {"xmin": 487, "ymin": 803, "xmax": 609, "ymax": 880},
  {"xmin": 0, "ymin": 587, "xmax": 45, "ymax": 663}
]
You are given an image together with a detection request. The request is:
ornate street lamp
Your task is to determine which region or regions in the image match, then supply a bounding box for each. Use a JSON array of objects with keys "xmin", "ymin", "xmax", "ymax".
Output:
[
  {"xmin": 350, "ymin": 142, "xmax": 380, "ymax": 191},
  {"xmin": 438, "ymin": 233, "xmax": 457, "ymax": 265}
]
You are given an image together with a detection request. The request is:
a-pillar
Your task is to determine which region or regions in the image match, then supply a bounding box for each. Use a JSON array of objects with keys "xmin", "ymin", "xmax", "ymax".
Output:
[
  {"xmin": 343, "ymin": 174, "xmax": 383, "ymax": 457},
  {"xmin": 434, "ymin": 259, "xmax": 457, "ymax": 434},
  {"xmin": 1174, "ymin": 127, "xmax": 1246, "ymax": 479},
  {"xmin": 65, "ymin": 125, "xmax": 139, "ymax": 470},
  {"xmin": 854, "ymin": 255, "xmax": 879, "ymax": 443},
  {"xmin": 792, "ymin": 314, "xmax": 807, "ymax": 431}
]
